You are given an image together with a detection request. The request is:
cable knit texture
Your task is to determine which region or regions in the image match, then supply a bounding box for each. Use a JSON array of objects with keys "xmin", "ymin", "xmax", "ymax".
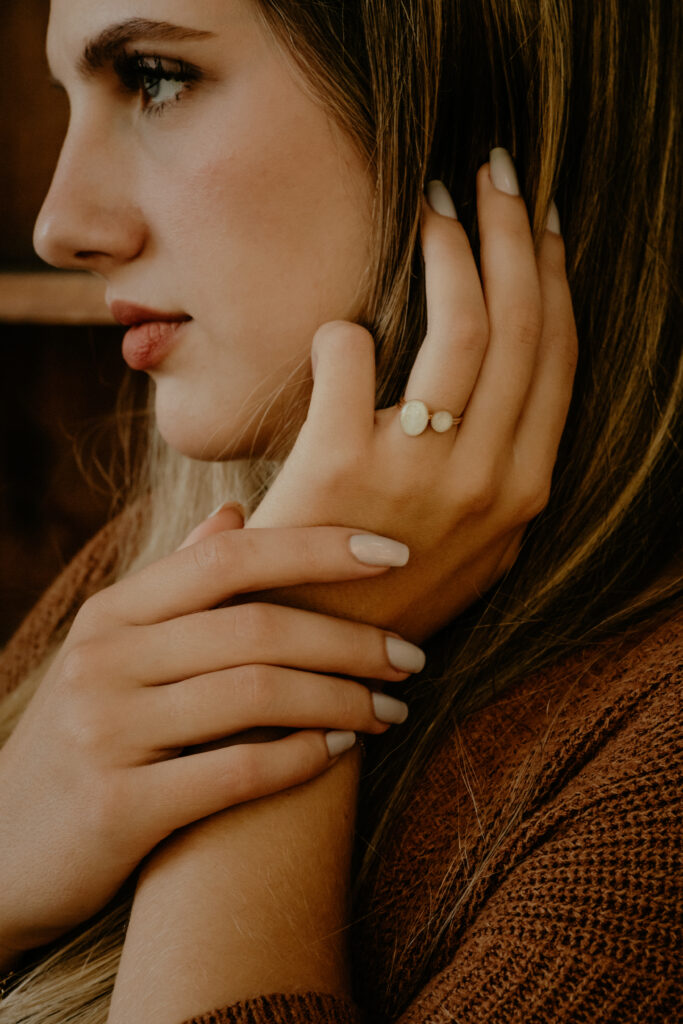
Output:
[{"xmin": 1, "ymin": 518, "xmax": 681, "ymax": 1023}]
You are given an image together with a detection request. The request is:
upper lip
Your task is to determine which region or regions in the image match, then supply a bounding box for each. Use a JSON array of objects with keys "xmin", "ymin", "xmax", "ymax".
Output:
[{"xmin": 109, "ymin": 300, "xmax": 192, "ymax": 327}]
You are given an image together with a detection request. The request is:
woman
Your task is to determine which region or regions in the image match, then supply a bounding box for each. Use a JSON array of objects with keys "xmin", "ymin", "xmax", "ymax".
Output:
[{"xmin": 0, "ymin": 0, "xmax": 680, "ymax": 1021}]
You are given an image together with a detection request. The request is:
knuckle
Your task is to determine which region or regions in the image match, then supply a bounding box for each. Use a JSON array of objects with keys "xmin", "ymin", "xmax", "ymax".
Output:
[
  {"xmin": 450, "ymin": 317, "xmax": 489, "ymax": 354},
  {"xmin": 236, "ymin": 663, "xmax": 275, "ymax": 709},
  {"xmin": 347, "ymin": 622, "xmax": 375, "ymax": 672},
  {"xmin": 225, "ymin": 744, "xmax": 261, "ymax": 800},
  {"xmin": 297, "ymin": 527, "xmax": 331, "ymax": 576},
  {"xmin": 332, "ymin": 680, "xmax": 361, "ymax": 724},
  {"xmin": 59, "ymin": 640, "xmax": 99, "ymax": 692},
  {"xmin": 233, "ymin": 602, "xmax": 277, "ymax": 647},
  {"xmin": 515, "ymin": 478, "xmax": 552, "ymax": 521},
  {"xmin": 72, "ymin": 591, "xmax": 108, "ymax": 635},
  {"xmin": 502, "ymin": 301, "xmax": 543, "ymax": 342},
  {"xmin": 190, "ymin": 531, "xmax": 237, "ymax": 573},
  {"xmin": 458, "ymin": 472, "xmax": 498, "ymax": 516}
]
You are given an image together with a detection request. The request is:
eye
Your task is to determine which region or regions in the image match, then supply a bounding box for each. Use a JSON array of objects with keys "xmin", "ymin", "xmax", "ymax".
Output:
[{"xmin": 114, "ymin": 53, "xmax": 200, "ymax": 115}]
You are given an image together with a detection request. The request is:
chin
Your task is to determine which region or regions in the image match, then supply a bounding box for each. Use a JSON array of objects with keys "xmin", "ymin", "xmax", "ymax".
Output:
[
  {"xmin": 153, "ymin": 392, "xmax": 264, "ymax": 461},
  {"xmin": 151, "ymin": 370, "xmax": 310, "ymax": 461}
]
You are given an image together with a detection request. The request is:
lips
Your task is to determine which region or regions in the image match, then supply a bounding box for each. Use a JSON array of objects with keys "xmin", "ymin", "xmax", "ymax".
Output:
[
  {"xmin": 109, "ymin": 300, "xmax": 192, "ymax": 328},
  {"xmin": 109, "ymin": 301, "xmax": 192, "ymax": 370}
]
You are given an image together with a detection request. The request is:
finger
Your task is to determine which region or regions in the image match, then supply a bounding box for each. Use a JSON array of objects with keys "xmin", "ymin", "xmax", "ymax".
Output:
[
  {"xmin": 177, "ymin": 503, "xmax": 245, "ymax": 551},
  {"xmin": 514, "ymin": 222, "xmax": 578, "ymax": 471},
  {"xmin": 91, "ymin": 526, "xmax": 406, "ymax": 625},
  {"xmin": 457, "ymin": 152, "xmax": 543, "ymax": 449},
  {"xmin": 129, "ymin": 729, "xmax": 356, "ymax": 841},
  {"xmin": 118, "ymin": 604, "xmax": 425, "ymax": 685},
  {"xmin": 404, "ymin": 190, "xmax": 488, "ymax": 416},
  {"xmin": 306, "ymin": 320, "xmax": 377, "ymax": 448},
  {"xmin": 138, "ymin": 665, "xmax": 407, "ymax": 750}
]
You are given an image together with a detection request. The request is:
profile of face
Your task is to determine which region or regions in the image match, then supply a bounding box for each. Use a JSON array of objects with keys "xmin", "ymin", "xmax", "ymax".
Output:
[{"xmin": 35, "ymin": 0, "xmax": 375, "ymax": 459}]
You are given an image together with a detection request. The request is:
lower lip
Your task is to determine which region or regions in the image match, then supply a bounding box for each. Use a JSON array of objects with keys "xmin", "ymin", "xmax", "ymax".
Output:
[{"xmin": 121, "ymin": 319, "xmax": 190, "ymax": 370}]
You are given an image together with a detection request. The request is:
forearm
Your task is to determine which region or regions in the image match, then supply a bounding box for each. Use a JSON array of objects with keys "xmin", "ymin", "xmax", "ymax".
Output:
[{"xmin": 108, "ymin": 744, "xmax": 361, "ymax": 1024}]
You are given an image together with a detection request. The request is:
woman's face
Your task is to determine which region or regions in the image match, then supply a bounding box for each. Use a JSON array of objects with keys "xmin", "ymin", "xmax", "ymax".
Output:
[{"xmin": 36, "ymin": 0, "xmax": 374, "ymax": 458}]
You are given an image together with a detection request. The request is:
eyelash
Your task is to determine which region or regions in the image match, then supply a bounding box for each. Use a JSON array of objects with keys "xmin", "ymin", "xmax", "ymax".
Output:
[{"xmin": 113, "ymin": 52, "xmax": 201, "ymax": 116}]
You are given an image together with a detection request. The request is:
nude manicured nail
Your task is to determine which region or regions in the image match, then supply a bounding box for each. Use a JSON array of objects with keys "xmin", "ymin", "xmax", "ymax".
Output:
[
  {"xmin": 546, "ymin": 201, "xmax": 561, "ymax": 235},
  {"xmin": 326, "ymin": 730, "xmax": 356, "ymax": 758},
  {"xmin": 489, "ymin": 148, "xmax": 520, "ymax": 196},
  {"xmin": 349, "ymin": 534, "xmax": 410, "ymax": 567},
  {"xmin": 385, "ymin": 636, "xmax": 426, "ymax": 673},
  {"xmin": 426, "ymin": 180, "xmax": 458, "ymax": 219},
  {"xmin": 372, "ymin": 692, "xmax": 409, "ymax": 724}
]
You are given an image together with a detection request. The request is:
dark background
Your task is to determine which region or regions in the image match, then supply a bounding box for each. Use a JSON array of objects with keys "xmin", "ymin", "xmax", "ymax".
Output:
[{"xmin": 1, "ymin": 1, "xmax": 134, "ymax": 643}]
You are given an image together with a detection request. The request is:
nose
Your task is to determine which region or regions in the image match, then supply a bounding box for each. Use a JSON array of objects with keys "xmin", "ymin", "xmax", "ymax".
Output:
[{"xmin": 33, "ymin": 110, "xmax": 146, "ymax": 274}]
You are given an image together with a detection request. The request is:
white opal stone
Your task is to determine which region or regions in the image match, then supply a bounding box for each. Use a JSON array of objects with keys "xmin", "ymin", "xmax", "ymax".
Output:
[
  {"xmin": 400, "ymin": 399, "xmax": 430, "ymax": 435},
  {"xmin": 431, "ymin": 410, "xmax": 454, "ymax": 433}
]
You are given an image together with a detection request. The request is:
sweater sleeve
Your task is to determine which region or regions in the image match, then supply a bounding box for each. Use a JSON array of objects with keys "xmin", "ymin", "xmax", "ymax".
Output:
[
  {"xmin": 181, "ymin": 992, "xmax": 363, "ymax": 1023},
  {"xmin": 179, "ymin": 646, "xmax": 681, "ymax": 1024},
  {"xmin": 393, "ymin": 661, "xmax": 682, "ymax": 1023}
]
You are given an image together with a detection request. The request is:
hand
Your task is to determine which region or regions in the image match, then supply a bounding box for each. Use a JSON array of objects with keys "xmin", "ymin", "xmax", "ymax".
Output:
[
  {"xmin": 0, "ymin": 514, "xmax": 421, "ymax": 957},
  {"xmin": 248, "ymin": 160, "xmax": 578, "ymax": 642}
]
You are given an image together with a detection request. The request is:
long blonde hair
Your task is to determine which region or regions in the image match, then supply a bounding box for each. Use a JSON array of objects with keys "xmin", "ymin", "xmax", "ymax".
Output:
[{"xmin": 1, "ymin": 0, "xmax": 681, "ymax": 1018}]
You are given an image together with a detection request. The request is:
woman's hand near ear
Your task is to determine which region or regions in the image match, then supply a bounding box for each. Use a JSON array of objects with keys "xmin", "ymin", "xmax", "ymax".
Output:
[{"xmin": 248, "ymin": 157, "xmax": 578, "ymax": 643}]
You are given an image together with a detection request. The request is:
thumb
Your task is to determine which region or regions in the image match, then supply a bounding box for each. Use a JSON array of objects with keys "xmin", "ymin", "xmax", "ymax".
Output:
[
  {"xmin": 306, "ymin": 320, "xmax": 376, "ymax": 447},
  {"xmin": 177, "ymin": 502, "xmax": 245, "ymax": 550}
]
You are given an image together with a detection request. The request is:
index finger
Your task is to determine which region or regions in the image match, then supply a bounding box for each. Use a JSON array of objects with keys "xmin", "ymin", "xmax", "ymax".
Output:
[{"xmin": 87, "ymin": 527, "xmax": 408, "ymax": 626}]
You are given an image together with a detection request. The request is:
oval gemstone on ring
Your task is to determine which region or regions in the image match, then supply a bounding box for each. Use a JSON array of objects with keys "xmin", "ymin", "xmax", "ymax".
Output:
[
  {"xmin": 431, "ymin": 410, "xmax": 454, "ymax": 433},
  {"xmin": 400, "ymin": 399, "xmax": 430, "ymax": 436}
]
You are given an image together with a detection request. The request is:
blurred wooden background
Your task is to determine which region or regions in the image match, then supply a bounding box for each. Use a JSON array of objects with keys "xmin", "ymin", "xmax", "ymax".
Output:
[{"xmin": 1, "ymin": 1, "xmax": 136, "ymax": 644}]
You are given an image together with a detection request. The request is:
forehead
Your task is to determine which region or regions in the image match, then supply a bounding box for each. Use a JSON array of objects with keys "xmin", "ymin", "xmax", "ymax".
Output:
[{"xmin": 46, "ymin": 0, "xmax": 250, "ymax": 77}]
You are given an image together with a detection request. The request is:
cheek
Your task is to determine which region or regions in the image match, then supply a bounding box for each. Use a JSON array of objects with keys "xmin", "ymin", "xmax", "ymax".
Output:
[{"xmin": 146, "ymin": 101, "xmax": 374, "ymax": 340}]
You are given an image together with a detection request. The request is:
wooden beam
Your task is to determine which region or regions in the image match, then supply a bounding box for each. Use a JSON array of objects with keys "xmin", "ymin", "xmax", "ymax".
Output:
[{"xmin": 0, "ymin": 272, "xmax": 115, "ymax": 325}]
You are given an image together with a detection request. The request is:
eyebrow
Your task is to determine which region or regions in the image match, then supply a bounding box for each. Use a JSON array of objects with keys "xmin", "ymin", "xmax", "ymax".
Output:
[{"xmin": 73, "ymin": 18, "xmax": 216, "ymax": 77}]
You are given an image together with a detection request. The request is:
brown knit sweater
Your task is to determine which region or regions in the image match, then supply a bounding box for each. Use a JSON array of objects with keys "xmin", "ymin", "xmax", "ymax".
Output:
[{"xmin": 1, "ymin": 521, "xmax": 681, "ymax": 1024}]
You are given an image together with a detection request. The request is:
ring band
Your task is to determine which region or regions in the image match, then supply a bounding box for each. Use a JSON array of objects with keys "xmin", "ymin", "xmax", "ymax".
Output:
[{"xmin": 398, "ymin": 397, "xmax": 464, "ymax": 436}]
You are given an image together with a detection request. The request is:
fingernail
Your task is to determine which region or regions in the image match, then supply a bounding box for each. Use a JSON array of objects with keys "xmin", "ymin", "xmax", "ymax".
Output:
[
  {"xmin": 209, "ymin": 501, "xmax": 245, "ymax": 520},
  {"xmin": 349, "ymin": 534, "xmax": 410, "ymax": 567},
  {"xmin": 385, "ymin": 636, "xmax": 426, "ymax": 673},
  {"xmin": 546, "ymin": 200, "xmax": 561, "ymax": 235},
  {"xmin": 489, "ymin": 148, "xmax": 520, "ymax": 196},
  {"xmin": 425, "ymin": 180, "xmax": 458, "ymax": 219},
  {"xmin": 372, "ymin": 692, "xmax": 409, "ymax": 724},
  {"xmin": 326, "ymin": 730, "xmax": 356, "ymax": 758}
]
